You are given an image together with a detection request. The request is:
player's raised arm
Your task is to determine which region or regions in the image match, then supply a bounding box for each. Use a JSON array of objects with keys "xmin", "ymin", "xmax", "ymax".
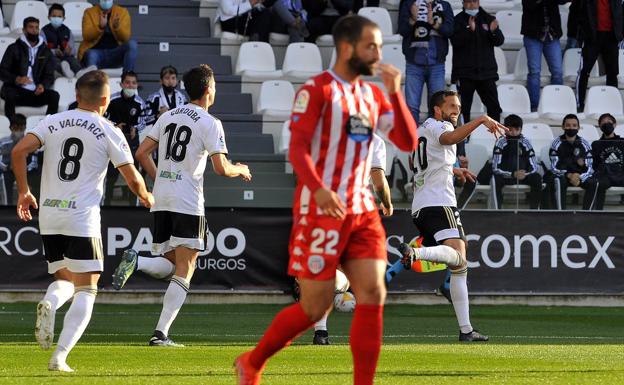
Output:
[{"xmin": 11, "ymin": 133, "xmax": 40, "ymax": 221}]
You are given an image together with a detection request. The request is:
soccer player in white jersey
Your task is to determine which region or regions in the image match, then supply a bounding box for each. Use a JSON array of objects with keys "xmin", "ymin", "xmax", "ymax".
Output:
[
  {"xmin": 111, "ymin": 64, "xmax": 252, "ymax": 347},
  {"xmin": 11, "ymin": 70, "xmax": 154, "ymax": 372},
  {"xmin": 399, "ymin": 90, "xmax": 506, "ymax": 342}
]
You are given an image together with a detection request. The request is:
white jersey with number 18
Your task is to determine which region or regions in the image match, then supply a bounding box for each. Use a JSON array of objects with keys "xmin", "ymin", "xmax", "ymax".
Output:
[
  {"xmin": 410, "ymin": 117, "xmax": 457, "ymax": 213},
  {"xmin": 147, "ymin": 103, "xmax": 228, "ymax": 216},
  {"xmin": 30, "ymin": 109, "xmax": 133, "ymax": 237}
]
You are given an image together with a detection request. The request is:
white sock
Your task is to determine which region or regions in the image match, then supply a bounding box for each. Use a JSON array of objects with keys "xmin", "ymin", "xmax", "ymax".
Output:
[
  {"xmin": 314, "ymin": 314, "xmax": 328, "ymax": 331},
  {"xmin": 137, "ymin": 256, "xmax": 175, "ymax": 279},
  {"xmin": 415, "ymin": 245, "xmax": 462, "ymax": 266},
  {"xmin": 155, "ymin": 276, "xmax": 189, "ymax": 336},
  {"xmin": 450, "ymin": 269, "xmax": 472, "ymax": 334},
  {"xmin": 42, "ymin": 280, "xmax": 74, "ymax": 310},
  {"xmin": 51, "ymin": 288, "xmax": 97, "ymax": 363}
]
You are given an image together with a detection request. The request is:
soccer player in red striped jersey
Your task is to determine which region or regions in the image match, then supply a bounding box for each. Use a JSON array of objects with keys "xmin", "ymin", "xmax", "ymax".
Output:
[{"xmin": 234, "ymin": 15, "xmax": 418, "ymax": 385}]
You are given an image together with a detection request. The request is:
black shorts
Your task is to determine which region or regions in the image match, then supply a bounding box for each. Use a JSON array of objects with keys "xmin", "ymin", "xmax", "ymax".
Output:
[
  {"xmin": 152, "ymin": 211, "xmax": 207, "ymax": 254},
  {"xmin": 412, "ymin": 206, "xmax": 466, "ymax": 247},
  {"xmin": 41, "ymin": 235, "xmax": 104, "ymax": 273}
]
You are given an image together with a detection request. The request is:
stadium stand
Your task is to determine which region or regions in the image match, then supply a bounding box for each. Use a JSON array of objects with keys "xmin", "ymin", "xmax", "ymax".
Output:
[
  {"xmin": 538, "ymin": 85, "xmax": 585, "ymax": 125},
  {"xmin": 497, "ymin": 84, "xmax": 539, "ymax": 121}
]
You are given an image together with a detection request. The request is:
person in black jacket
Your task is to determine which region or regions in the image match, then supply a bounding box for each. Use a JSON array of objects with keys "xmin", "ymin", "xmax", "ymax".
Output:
[
  {"xmin": 545, "ymin": 113, "xmax": 604, "ymax": 209},
  {"xmin": 575, "ymin": 0, "xmax": 624, "ymax": 110},
  {"xmin": 591, "ymin": 113, "xmax": 624, "ymax": 209},
  {"xmin": 491, "ymin": 114, "xmax": 542, "ymax": 209},
  {"xmin": 304, "ymin": 0, "xmax": 352, "ymax": 42},
  {"xmin": 521, "ymin": 0, "xmax": 565, "ymax": 111},
  {"xmin": 451, "ymin": 0, "xmax": 504, "ymax": 124},
  {"xmin": 42, "ymin": 3, "xmax": 82, "ymax": 78},
  {"xmin": 0, "ymin": 17, "xmax": 59, "ymax": 120}
]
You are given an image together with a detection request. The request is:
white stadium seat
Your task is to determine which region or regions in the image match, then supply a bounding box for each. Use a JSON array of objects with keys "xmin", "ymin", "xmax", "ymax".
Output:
[
  {"xmin": 497, "ymin": 84, "xmax": 539, "ymax": 121},
  {"xmin": 496, "ymin": 10, "xmax": 523, "ymax": 49},
  {"xmin": 278, "ymin": 120, "xmax": 290, "ymax": 154},
  {"xmin": 562, "ymin": 48, "xmax": 600, "ymax": 86},
  {"xmin": 538, "ymin": 85, "xmax": 586, "ymax": 125},
  {"xmin": 0, "ymin": 37, "xmax": 13, "ymax": 59},
  {"xmin": 584, "ymin": 85, "xmax": 624, "ymax": 121},
  {"xmin": 445, "ymin": 45, "xmax": 453, "ymax": 84},
  {"xmin": 0, "ymin": 8, "xmax": 11, "ymax": 35},
  {"xmin": 381, "ymin": 44, "xmax": 405, "ymax": 74},
  {"xmin": 0, "ymin": 115, "xmax": 10, "ymax": 138},
  {"xmin": 10, "ymin": 1, "xmax": 49, "ymax": 32},
  {"xmin": 54, "ymin": 77, "xmax": 77, "ymax": 112},
  {"xmin": 64, "ymin": 2, "xmax": 92, "ymax": 38},
  {"xmin": 469, "ymin": 124, "xmax": 498, "ymax": 150},
  {"xmin": 495, "ymin": 46, "xmax": 514, "ymax": 83},
  {"xmin": 26, "ymin": 115, "xmax": 45, "ymax": 130},
  {"xmin": 521, "ymin": 122, "xmax": 554, "ymax": 152},
  {"xmin": 579, "ymin": 124, "xmax": 600, "ymax": 142},
  {"xmin": 109, "ymin": 77, "xmax": 122, "ymax": 95},
  {"xmin": 282, "ymin": 43, "xmax": 323, "ymax": 80},
  {"xmin": 357, "ymin": 7, "xmax": 401, "ymax": 43},
  {"xmin": 235, "ymin": 42, "xmax": 283, "ymax": 80},
  {"xmin": 257, "ymin": 80, "xmax": 295, "ymax": 120},
  {"xmin": 618, "ymin": 49, "xmax": 624, "ymax": 88}
]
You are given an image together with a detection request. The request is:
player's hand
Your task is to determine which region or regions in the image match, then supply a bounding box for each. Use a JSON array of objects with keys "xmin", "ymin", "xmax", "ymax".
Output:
[
  {"xmin": 139, "ymin": 192, "xmax": 154, "ymax": 208},
  {"xmin": 481, "ymin": 115, "xmax": 508, "ymax": 139},
  {"xmin": 235, "ymin": 162, "xmax": 252, "ymax": 182},
  {"xmin": 378, "ymin": 63, "xmax": 402, "ymax": 95},
  {"xmin": 381, "ymin": 202, "xmax": 393, "ymax": 217},
  {"xmin": 468, "ymin": 16, "xmax": 476, "ymax": 31},
  {"xmin": 34, "ymin": 84, "xmax": 44, "ymax": 96},
  {"xmin": 490, "ymin": 19, "xmax": 499, "ymax": 31},
  {"xmin": 15, "ymin": 76, "xmax": 32, "ymax": 85},
  {"xmin": 410, "ymin": 2, "xmax": 419, "ymax": 17},
  {"xmin": 112, "ymin": 16, "xmax": 120, "ymax": 29},
  {"xmin": 458, "ymin": 155, "xmax": 469, "ymax": 168},
  {"xmin": 453, "ymin": 167, "xmax": 476, "ymax": 184},
  {"xmin": 16, "ymin": 191, "xmax": 38, "ymax": 221},
  {"xmin": 513, "ymin": 170, "xmax": 527, "ymax": 180},
  {"xmin": 314, "ymin": 188, "xmax": 346, "ymax": 219},
  {"xmin": 99, "ymin": 12, "xmax": 108, "ymax": 29}
]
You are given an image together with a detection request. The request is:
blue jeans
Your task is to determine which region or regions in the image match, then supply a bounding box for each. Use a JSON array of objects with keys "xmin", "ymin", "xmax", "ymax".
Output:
[
  {"xmin": 405, "ymin": 62, "xmax": 445, "ymax": 123},
  {"xmin": 523, "ymin": 36, "xmax": 563, "ymax": 110},
  {"xmin": 84, "ymin": 39, "xmax": 138, "ymax": 72}
]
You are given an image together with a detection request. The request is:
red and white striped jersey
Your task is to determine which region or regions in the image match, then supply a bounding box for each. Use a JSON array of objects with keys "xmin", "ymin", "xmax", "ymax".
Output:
[{"xmin": 289, "ymin": 70, "xmax": 395, "ymax": 216}]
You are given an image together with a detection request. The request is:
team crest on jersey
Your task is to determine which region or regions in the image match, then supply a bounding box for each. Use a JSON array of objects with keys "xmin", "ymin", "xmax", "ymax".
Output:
[
  {"xmin": 121, "ymin": 142, "xmax": 130, "ymax": 152},
  {"xmin": 130, "ymin": 108, "xmax": 138, "ymax": 117},
  {"xmin": 308, "ymin": 255, "xmax": 325, "ymax": 274},
  {"xmin": 293, "ymin": 90, "xmax": 310, "ymax": 113},
  {"xmin": 346, "ymin": 113, "xmax": 372, "ymax": 142}
]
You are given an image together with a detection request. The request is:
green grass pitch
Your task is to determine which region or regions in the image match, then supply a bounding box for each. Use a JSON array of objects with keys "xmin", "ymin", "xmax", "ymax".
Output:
[{"xmin": 1, "ymin": 303, "xmax": 623, "ymax": 384}]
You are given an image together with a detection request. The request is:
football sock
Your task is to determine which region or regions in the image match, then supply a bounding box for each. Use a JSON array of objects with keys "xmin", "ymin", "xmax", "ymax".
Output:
[
  {"xmin": 385, "ymin": 259, "xmax": 406, "ymax": 283},
  {"xmin": 314, "ymin": 314, "xmax": 328, "ymax": 331},
  {"xmin": 51, "ymin": 287, "xmax": 97, "ymax": 363},
  {"xmin": 350, "ymin": 304, "xmax": 383, "ymax": 385},
  {"xmin": 155, "ymin": 276, "xmax": 189, "ymax": 336},
  {"xmin": 43, "ymin": 280, "xmax": 74, "ymax": 310},
  {"xmin": 450, "ymin": 268, "xmax": 472, "ymax": 334},
  {"xmin": 249, "ymin": 303, "xmax": 314, "ymax": 370},
  {"xmin": 137, "ymin": 256, "xmax": 175, "ymax": 279},
  {"xmin": 414, "ymin": 245, "xmax": 462, "ymax": 266}
]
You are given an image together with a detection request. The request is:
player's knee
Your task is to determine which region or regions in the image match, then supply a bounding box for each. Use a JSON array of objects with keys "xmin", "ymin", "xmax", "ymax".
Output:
[
  {"xmin": 74, "ymin": 285, "xmax": 98, "ymax": 297},
  {"xmin": 448, "ymin": 249, "xmax": 467, "ymax": 270},
  {"xmin": 355, "ymin": 283, "xmax": 386, "ymax": 305},
  {"xmin": 301, "ymin": 300, "xmax": 332, "ymax": 322}
]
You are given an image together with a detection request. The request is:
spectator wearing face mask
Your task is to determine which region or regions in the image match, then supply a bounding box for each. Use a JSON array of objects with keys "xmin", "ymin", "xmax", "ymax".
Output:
[
  {"xmin": 0, "ymin": 17, "xmax": 59, "ymax": 120},
  {"xmin": 145, "ymin": 65, "xmax": 188, "ymax": 127},
  {"xmin": 591, "ymin": 113, "xmax": 624, "ymax": 209},
  {"xmin": 0, "ymin": 114, "xmax": 38, "ymax": 205},
  {"xmin": 42, "ymin": 3, "xmax": 83, "ymax": 78}
]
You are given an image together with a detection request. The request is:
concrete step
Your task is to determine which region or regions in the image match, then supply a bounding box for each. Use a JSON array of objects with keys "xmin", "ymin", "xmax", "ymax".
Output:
[
  {"xmin": 204, "ymin": 187, "xmax": 294, "ymax": 208},
  {"xmin": 204, "ymin": 171, "xmax": 295, "ymax": 188}
]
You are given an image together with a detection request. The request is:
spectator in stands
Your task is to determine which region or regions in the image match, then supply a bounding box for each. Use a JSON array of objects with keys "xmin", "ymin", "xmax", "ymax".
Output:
[
  {"xmin": 565, "ymin": 0, "xmax": 582, "ymax": 49},
  {"xmin": 272, "ymin": 0, "xmax": 310, "ymax": 42},
  {"xmin": 216, "ymin": 0, "xmax": 272, "ymax": 42},
  {"xmin": 145, "ymin": 66, "xmax": 188, "ymax": 127},
  {"xmin": 591, "ymin": 113, "xmax": 624, "ymax": 209},
  {"xmin": 575, "ymin": 0, "xmax": 623, "ymax": 110},
  {"xmin": 103, "ymin": 71, "xmax": 146, "ymax": 205},
  {"xmin": 521, "ymin": 0, "xmax": 564, "ymax": 112},
  {"xmin": 399, "ymin": 0, "xmax": 454, "ymax": 123},
  {"xmin": 79, "ymin": 0, "xmax": 137, "ymax": 73},
  {"xmin": 0, "ymin": 114, "xmax": 37, "ymax": 205},
  {"xmin": 304, "ymin": 0, "xmax": 352, "ymax": 42},
  {"xmin": 353, "ymin": 0, "xmax": 379, "ymax": 12},
  {"xmin": 544, "ymin": 113, "xmax": 602, "ymax": 210},
  {"xmin": 491, "ymin": 114, "xmax": 542, "ymax": 209},
  {"xmin": 451, "ymin": 0, "xmax": 504, "ymax": 124},
  {"xmin": 42, "ymin": 3, "xmax": 82, "ymax": 79},
  {"xmin": 0, "ymin": 17, "xmax": 59, "ymax": 120}
]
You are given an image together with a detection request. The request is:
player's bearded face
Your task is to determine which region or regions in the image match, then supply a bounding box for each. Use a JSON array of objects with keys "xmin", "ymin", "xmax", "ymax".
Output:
[
  {"xmin": 440, "ymin": 96, "xmax": 461, "ymax": 126},
  {"xmin": 348, "ymin": 49, "xmax": 376, "ymax": 76}
]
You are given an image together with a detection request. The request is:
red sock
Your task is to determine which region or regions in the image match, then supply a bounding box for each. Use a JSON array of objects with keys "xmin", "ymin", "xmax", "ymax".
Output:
[
  {"xmin": 350, "ymin": 304, "xmax": 383, "ymax": 385},
  {"xmin": 249, "ymin": 302, "xmax": 314, "ymax": 370}
]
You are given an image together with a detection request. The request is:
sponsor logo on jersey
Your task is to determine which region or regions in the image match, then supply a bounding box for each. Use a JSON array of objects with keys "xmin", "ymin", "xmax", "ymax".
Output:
[
  {"xmin": 159, "ymin": 170, "xmax": 183, "ymax": 181},
  {"xmin": 308, "ymin": 255, "xmax": 325, "ymax": 274},
  {"xmin": 42, "ymin": 197, "xmax": 78, "ymax": 209},
  {"xmin": 293, "ymin": 90, "xmax": 310, "ymax": 113}
]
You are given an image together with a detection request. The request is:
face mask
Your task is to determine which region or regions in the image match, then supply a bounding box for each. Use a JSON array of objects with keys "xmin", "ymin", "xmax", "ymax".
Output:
[
  {"xmin": 25, "ymin": 33, "xmax": 39, "ymax": 43},
  {"xmin": 50, "ymin": 17, "xmax": 63, "ymax": 28},
  {"xmin": 506, "ymin": 134, "xmax": 521, "ymax": 140},
  {"xmin": 162, "ymin": 85, "xmax": 176, "ymax": 94},
  {"xmin": 465, "ymin": 9, "xmax": 479, "ymax": 17},
  {"xmin": 600, "ymin": 123, "xmax": 615, "ymax": 136},
  {"xmin": 564, "ymin": 129, "xmax": 578, "ymax": 138},
  {"xmin": 100, "ymin": 0, "xmax": 113, "ymax": 11},
  {"xmin": 122, "ymin": 88, "xmax": 137, "ymax": 98}
]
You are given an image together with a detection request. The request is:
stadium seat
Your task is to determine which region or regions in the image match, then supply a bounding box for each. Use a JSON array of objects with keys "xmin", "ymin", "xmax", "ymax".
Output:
[
  {"xmin": 15, "ymin": 105, "xmax": 47, "ymax": 117},
  {"xmin": 616, "ymin": 124, "xmax": 624, "ymax": 137},
  {"xmin": 480, "ymin": 0, "xmax": 515, "ymax": 12},
  {"xmin": 513, "ymin": 47, "xmax": 550, "ymax": 85},
  {"xmin": 278, "ymin": 120, "xmax": 290, "ymax": 154},
  {"xmin": 54, "ymin": 77, "xmax": 77, "ymax": 112},
  {"xmin": 462, "ymin": 142, "xmax": 493, "ymax": 209},
  {"xmin": 0, "ymin": 37, "xmax": 13, "ymax": 59},
  {"xmin": 468, "ymin": 124, "xmax": 498, "ymax": 150},
  {"xmin": 269, "ymin": 32, "xmax": 289, "ymax": 46},
  {"xmin": 562, "ymin": 48, "xmax": 600, "ymax": 87},
  {"xmin": 0, "ymin": 8, "xmax": 11, "ymax": 35},
  {"xmin": 101, "ymin": 68, "xmax": 124, "ymax": 77},
  {"xmin": 257, "ymin": 80, "xmax": 294, "ymax": 120},
  {"xmin": 235, "ymin": 42, "xmax": 283, "ymax": 80},
  {"xmin": 495, "ymin": 47, "xmax": 514, "ymax": 83},
  {"xmin": 470, "ymin": 93, "xmax": 485, "ymax": 115},
  {"xmin": 497, "ymin": 84, "xmax": 539, "ymax": 121},
  {"xmin": 109, "ymin": 77, "xmax": 122, "ymax": 95},
  {"xmin": 381, "ymin": 44, "xmax": 405, "ymax": 74},
  {"xmin": 282, "ymin": 43, "xmax": 323, "ymax": 80},
  {"xmin": 618, "ymin": 50, "xmax": 624, "ymax": 88},
  {"xmin": 538, "ymin": 85, "xmax": 585, "ymax": 125},
  {"xmin": 496, "ymin": 10, "xmax": 523, "ymax": 49},
  {"xmin": 357, "ymin": 7, "xmax": 401, "ymax": 43},
  {"xmin": 0, "ymin": 115, "xmax": 10, "ymax": 138},
  {"xmin": 445, "ymin": 45, "xmax": 452, "ymax": 84},
  {"xmin": 10, "ymin": 1, "xmax": 49, "ymax": 32},
  {"xmin": 26, "ymin": 115, "xmax": 45, "ymax": 130},
  {"xmin": 64, "ymin": 2, "xmax": 92, "ymax": 39},
  {"xmin": 579, "ymin": 124, "xmax": 600, "ymax": 142},
  {"xmin": 584, "ymin": 85, "xmax": 624, "ymax": 121},
  {"xmin": 521, "ymin": 122, "xmax": 554, "ymax": 152}
]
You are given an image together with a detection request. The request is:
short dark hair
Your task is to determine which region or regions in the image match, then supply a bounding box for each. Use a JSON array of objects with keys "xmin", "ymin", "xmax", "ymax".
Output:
[
  {"xmin": 598, "ymin": 113, "xmax": 616, "ymax": 125},
  {"xmin": 182, "ymin": 64, "xmax": 214, "ymax": 100},
  {"xmin": 332, "ymin": 14, "xmax": 379, "ymax": 47},
  {"xmin": 504, "ymin": 114, "xmax": 523, "ymax": 129},
  {"xmin": 160, "ymin": 65, "xmax": 178, "ymax": 80},
  {"xmin": 10, "ymin": 113, "xmax": 26, "ymax": 128},
  {"xmin": 429, "ymin": 90, "xmax": 458, "ymax": 115},
  {"xmin": 76, "ymin": 70, "xmax": 109, "ymax": 104},
  {"xmin": 48, "ymin": 3, "xmax": 65, "ymax": 17},
  {"xmin": 121, "ymin": 70, "xmax": 138, "ymax": 83},
  {"xmin": 562, "ymin": 113, "xmax": 580, "ymax": 127},
  {"xmin": 23, "ymin": 17, "xmax": 39, "ymax": 29}
]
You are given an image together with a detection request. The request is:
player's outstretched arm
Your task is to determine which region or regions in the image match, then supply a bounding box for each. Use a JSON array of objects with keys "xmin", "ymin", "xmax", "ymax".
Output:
[
  {"xmin": 211, "ymin": 153, "xmax": 252, "ymax": 181},
  {"xmin": 135, "ymin": 137, "xmax": 159, "ymax": 181},
  {"xmin": 370, "ymin": 168, "xmax": 393, "ymax": 216},
  {"xmin": 11, "ymin": 134, "xmax": 40, "ymax": 221},
  {"xmin": 378, "ymin": 63, "xmax": 418, "ymax": 151},
  {"xmin": 118, "ymin": 164, "xmax": 154, "ymax": 208},
  {"xmin": 440, "ymin": 115, "xmax": 508, "ymax": 145}
]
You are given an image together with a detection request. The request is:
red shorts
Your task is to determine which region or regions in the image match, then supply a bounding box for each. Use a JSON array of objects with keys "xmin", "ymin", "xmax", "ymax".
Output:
[{"xmin": 287, "ymin": 210, "xmax": 387, "ymax": 280}]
